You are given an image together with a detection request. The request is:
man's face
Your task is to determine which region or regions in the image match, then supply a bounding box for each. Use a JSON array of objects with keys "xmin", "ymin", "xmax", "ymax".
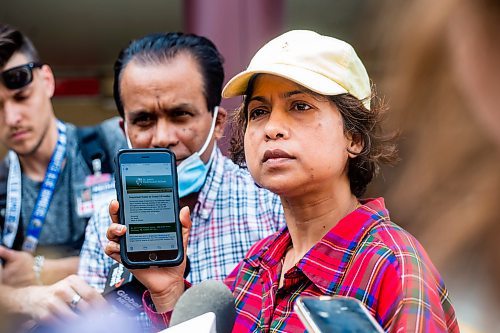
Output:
[
  {"xmin": 119, "ymin": 53, "xmax": 225, "ymax": 164},
  {"xmin": 0, "ymin": 52, "xmax": 55, "ymax": 156}
]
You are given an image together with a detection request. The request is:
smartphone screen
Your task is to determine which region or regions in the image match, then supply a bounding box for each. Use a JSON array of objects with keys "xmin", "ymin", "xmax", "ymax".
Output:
[
  {"xmin": 116, "ymin": 149, "xmax": 182, "ymax": 267},
  {"xmin": 295, "ymin": 296, "xmax": 384, "ymax": 333}
]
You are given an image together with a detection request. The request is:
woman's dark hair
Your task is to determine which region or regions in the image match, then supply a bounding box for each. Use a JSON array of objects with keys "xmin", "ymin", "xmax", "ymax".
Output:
[
  {"xmin": 229, "ymin": 75, "xmax": 399, "ymax": 197},
  {"xmin": 113, "ymin": 32, "xmax": 224, "ymax": 117},
  {"xmin": 0, "ymin": 23, "xmax": 40, "ymax": 67}
]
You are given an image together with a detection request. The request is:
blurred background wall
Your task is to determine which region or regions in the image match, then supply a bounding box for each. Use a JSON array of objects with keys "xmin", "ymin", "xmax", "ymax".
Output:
[
  {"xmin": 2, "ymin": 1, "xmax": 498, "ymax": 331},
  {"xmin": 0, "ymin": 0, "xmax": 379, "ymax": 155}
]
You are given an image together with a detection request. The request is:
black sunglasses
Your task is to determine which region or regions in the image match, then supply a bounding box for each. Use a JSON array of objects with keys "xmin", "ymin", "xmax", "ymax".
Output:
[{"xmin": 1, "ymin": 62, "xmax": 43, "ymax": 90}]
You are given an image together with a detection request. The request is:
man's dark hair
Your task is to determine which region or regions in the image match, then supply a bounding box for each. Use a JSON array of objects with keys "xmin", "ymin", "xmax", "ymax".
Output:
[
  {"xmin": 113, "ymin": 32, "xmax": 225, "ymax": 117},
  {"xmin": 0, "ymin": 23, "xmax": 40, "ymax": 68}
]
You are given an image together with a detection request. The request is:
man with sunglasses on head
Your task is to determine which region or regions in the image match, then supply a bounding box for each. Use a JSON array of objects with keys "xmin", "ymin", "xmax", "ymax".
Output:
[{"xmin": 0, "ymin": 23, "xmax": 125, "ymax": 290}]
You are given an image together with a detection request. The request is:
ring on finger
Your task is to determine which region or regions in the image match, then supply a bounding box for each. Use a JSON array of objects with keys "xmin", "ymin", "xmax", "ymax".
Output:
[{"xmin": 70, "ymin": 293, "xmax": 82, "ymax": 309}]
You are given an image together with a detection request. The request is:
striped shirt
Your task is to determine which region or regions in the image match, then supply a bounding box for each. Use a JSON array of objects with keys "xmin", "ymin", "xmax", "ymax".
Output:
[
  {"xmin": 78, "ymin": 147, "xmax": 285, "ymax": 289},
  {"xmin": 146, "ymin": 197, "xmax": 459, "ymax": 333}
]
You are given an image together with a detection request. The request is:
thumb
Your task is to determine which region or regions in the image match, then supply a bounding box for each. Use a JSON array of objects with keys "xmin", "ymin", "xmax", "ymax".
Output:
[
  {"xmin": 179, "ymin": 206, "xmax": 192, "ymax": 257},
  {"xmin": 0, "ymin": 245, "xmax": 15, "ymax": 261}
]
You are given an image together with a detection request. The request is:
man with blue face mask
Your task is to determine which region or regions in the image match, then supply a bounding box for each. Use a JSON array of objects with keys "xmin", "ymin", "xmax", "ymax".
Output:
[{"xmin": 78, "ymin": 32, "xmax": 285, "ymax": 294}]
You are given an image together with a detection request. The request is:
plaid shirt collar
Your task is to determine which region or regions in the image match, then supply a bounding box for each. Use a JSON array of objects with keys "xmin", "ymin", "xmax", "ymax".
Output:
[
  {"xmin": 193, "ymin": 145, "xmax": 225, "ymax": 220},
  {"xmin": 246, "ymin": 198, "xmax": 388, "ymax": 294}
]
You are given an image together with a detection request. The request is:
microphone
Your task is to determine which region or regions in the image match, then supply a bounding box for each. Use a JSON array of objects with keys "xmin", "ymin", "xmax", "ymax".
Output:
[
  {"xmin": 169, "ymin": 280, "xmax": 236, "ymax": 333},
  {"xmin": 158, "ymin": 312, "xmax": 216, "ymax": 333},
  {"xmin": 102, "ymin": 262, "xmax": 146, "ymax": 315}
]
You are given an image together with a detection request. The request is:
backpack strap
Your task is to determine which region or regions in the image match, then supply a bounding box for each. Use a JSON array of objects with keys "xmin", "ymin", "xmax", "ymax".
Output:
[
  {"xmin": 77, "ymin": 124, "xmax": 114, "ymax": 175},
  {"xmin": 0, "ymin": 158, "xmax": 24, "ymax": 249}
]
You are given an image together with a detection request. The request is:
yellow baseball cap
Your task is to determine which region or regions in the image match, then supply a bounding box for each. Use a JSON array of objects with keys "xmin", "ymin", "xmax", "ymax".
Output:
[{"xmin": 222, "ymin": 30, "xmax": 371, "ymax": 110}]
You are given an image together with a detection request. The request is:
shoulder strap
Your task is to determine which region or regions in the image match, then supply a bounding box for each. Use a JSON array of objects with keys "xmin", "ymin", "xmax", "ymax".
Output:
[
  {"xmin": 77, "ymin": 124, "xmax": 114, "ymax": 174},
  {"xmin": 0, "ymin": 158, "xmax": 24, "ymax": 249}
]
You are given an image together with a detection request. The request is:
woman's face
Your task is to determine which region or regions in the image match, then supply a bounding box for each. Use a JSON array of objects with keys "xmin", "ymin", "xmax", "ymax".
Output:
[{"xmin": 244, "ymin": 74, "xmax": 361, "ymax": 199}]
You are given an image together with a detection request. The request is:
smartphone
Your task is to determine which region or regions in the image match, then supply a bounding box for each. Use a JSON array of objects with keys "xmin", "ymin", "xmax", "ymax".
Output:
[
  {"xmin": 115, "ymin": 148, "xmax": 183, "ymax": 268},
  {"xmin": 294, "ymin": 295, "xmax": 385, "ymax": 333}
]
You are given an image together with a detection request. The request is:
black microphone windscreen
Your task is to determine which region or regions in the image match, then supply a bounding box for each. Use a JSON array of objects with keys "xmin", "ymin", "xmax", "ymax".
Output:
[
  {"xmin": 170, "ymin": 280, "xmax": 236, "ymax": 333},
  {"xmin": 102, "ymin": 263, "xmax": 145, "ymax": 316}
]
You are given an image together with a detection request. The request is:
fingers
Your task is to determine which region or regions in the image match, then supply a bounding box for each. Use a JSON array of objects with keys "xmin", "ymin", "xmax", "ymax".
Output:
[
  {"xmin": 11, "ymin": 277, "xmax": 104, "ymax": 325},
  {"xmin": 25, "ymin": 284, "xmax": 78, "ymax": 323},
  {"xmin": 105, "ymin": 221, "xmax": 125, "ymax": 264},
  {"xmin": 64, "ymin": 275, "xmax": 106, "ymax": 312},
  {"xmin": 105, "ymin": 220, "xmax": 126, "ymax": 243},
  {"xmin": 44, "ymin": 275, "xmax": 103, "ymax": 321},
  {"xmin": 108, "ymin": 199, "xmax": 120, "ymax": 224},
  {"xmin": 106, "ymin": 199, "xmax": 126, "ymax": 244},
  {"xmin": 104, "ymin": 240, "xmax": 122, "ymax": 264},
  {"xmin": 105, "ymin": 200, "xmax": 126, "ymax": 264},
  {"xmin": 0, "ymin": 249, "xmax": 36, "ymax": 287},
  {"xmin": 45, "ymin": 293, "xmax": 79, "ymax": 322}
]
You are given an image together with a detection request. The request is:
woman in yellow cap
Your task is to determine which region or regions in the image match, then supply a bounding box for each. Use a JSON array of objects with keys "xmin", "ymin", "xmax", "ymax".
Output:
[{"xmin": 105, "ymin": 30, "xmax": 459, "ymax": 332}]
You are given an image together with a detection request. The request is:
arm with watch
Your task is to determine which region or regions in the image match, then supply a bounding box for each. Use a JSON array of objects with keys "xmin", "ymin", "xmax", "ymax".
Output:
[
  {"xmin": 0, "ymin": 246, "xmax": 78, "ymax": 286},
  {"xmin": 0, "ymin": 116, "xmax": 124, "ymax": 288}
]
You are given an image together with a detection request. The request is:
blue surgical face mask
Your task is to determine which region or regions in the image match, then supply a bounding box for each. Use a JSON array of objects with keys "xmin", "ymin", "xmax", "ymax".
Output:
[{"xmin": 177, "ymin": 106, "xmax": 219, "ymax": 198}]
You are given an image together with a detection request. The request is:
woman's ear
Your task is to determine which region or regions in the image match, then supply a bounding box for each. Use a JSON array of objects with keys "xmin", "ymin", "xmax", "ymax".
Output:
[{"xmin": 346, "ymin": 133, "xmax": 363, "ymax": 158}]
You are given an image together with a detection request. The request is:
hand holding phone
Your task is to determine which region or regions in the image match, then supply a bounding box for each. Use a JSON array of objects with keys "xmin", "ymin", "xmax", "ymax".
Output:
[
  {"xmin": 295, "ymin": 295, "xmax": 385, "ymax": 333},
  {"xmin": 115, "ymin": 148, "xmax": 183, "ymax": 268}
]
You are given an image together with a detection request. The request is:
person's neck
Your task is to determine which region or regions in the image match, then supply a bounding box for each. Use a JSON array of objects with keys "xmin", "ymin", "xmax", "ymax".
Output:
[
  {"xmin": 18, "ymin": 119, "xmax": 59, "ymax": 182},
  {"xmin": 281, "ymin": 182, "xmax": 359, "ymax": 262}
]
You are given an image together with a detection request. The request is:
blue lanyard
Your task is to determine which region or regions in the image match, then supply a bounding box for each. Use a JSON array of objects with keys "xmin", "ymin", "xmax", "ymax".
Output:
[{"xmin": 2, "ymin": 121, "xmax": 67, "ymax": 253}]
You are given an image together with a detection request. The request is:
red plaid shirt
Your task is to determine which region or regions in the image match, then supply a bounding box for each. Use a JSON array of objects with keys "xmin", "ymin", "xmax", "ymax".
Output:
[{"xmin": 145, "ymin": 197, "xmax": 459, "ymax": 332}]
